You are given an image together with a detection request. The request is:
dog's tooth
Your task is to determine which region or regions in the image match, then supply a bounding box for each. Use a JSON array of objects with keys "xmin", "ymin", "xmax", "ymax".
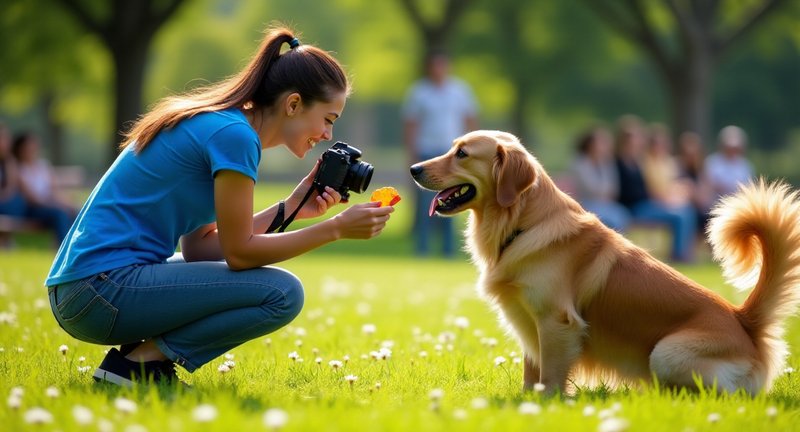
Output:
[
  {"xmin": 460, "ymin": 186, "xmax": 469, "ymax": 194},
  {"xmin": 454, "ymin": 191, "xmax": 460, "ymax": 198},
  {"xmin": 437, "ymin": 198, "xmax": 446, "ymax": 207}
]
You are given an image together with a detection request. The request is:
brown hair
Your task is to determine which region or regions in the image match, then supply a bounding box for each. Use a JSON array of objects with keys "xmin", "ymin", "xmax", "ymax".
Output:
[{"xmin": 122, "ymin": 24, "xmax": 350, "ymax": 152}]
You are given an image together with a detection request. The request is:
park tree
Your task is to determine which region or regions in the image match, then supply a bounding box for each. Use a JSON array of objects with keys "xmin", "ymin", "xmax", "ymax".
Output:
[
  {"xmin": 397, "ymin": 0, "xmax": 475, "ymax": 65},
  {"xmin": 580, "ymin": 0, "xmax": 789, "ymax": 142},
  {"xmin": 54, "ymin": 0, "xmax": 188, "ymax": 165}
]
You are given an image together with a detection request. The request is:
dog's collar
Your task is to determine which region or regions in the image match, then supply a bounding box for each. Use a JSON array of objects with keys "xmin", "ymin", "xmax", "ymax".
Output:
[{"xmin": 500, "ymin": 229, "xmax": 524, "ymax": 256}]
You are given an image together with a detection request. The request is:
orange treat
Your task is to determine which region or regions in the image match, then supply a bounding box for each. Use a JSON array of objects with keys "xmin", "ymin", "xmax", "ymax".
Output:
[{"xmin": 370, "ymin": 186, "xmax": 402, "ymax": 207}]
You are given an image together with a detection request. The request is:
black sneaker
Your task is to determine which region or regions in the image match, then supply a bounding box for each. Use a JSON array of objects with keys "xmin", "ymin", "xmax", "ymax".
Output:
[{"xmin": 93, "ymin": 348, "xmax": 179, "ymax": 388}]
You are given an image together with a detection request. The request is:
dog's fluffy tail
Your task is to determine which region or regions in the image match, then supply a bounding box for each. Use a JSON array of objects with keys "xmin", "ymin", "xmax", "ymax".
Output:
[{"xmin": 708, "ymin": 179, "xmax": 800, "ymax": 377}]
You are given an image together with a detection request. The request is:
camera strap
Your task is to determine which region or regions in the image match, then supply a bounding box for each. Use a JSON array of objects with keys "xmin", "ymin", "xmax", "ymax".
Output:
[{"xmin": 276, "ymin": 183, "xmax": 318, "ymax": 233}]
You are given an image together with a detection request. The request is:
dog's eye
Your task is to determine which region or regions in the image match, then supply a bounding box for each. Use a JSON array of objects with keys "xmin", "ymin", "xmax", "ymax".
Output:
[{"xmin": 456, "ymin": 148, "xmax": 468, "ymax": 159}]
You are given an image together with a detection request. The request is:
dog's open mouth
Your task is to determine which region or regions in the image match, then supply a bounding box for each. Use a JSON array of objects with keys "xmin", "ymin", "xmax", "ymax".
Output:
[{"xmin": 429, "ymin": 184, "xmax": 476, "ymax": 216}]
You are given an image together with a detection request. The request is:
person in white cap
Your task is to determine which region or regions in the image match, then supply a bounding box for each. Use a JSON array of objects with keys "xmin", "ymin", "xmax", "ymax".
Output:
[{"xmin": 704, "ymin": 125, "xmax": 754, "ymax": 202}]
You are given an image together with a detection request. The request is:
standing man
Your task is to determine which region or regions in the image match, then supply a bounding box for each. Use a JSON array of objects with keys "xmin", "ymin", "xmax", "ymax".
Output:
[
  {"xmin": 705, "ymin": 125, "xmax": 754, "ymax": 203},
  {"xmin": 403, "ymin": 49, "xmax": 478, "ymax": 257}
]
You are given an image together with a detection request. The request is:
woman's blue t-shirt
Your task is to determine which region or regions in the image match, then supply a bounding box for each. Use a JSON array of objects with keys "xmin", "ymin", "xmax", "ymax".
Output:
[{"xmin": 46, "ymin": 108, "xmax": 261, "ymax": 286}]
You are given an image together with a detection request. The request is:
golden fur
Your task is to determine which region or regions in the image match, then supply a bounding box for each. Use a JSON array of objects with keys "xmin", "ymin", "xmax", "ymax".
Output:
[{"xmin": 410, "ymin": 130, "xmax": 800, "ymax": 395}]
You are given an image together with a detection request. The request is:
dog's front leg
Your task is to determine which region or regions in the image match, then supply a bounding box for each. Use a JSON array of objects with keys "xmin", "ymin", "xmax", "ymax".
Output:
[
  {"xmin": 523, "ymin": 353, "xmax": 540, "ymax": 391},
  {"xmin": 537, "ymin": 312, "xmax": 584, "ymax": 395}
]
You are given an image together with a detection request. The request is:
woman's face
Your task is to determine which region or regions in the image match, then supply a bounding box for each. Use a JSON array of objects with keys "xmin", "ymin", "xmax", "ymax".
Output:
[{"xmin": 282, "ymin": 91, "xmax": 347, "ymax": 158}]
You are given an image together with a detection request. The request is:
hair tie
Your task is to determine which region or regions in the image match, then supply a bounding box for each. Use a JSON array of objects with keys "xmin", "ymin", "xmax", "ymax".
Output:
[{"xmin": 289, "ymin": 38, "xmax": 301, "ymax": 49}]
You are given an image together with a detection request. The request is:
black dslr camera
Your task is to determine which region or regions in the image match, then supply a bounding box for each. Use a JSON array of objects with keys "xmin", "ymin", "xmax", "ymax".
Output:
[{"xmin": 314, "ymin": 142, "xmax": 374, "ymax": 201}]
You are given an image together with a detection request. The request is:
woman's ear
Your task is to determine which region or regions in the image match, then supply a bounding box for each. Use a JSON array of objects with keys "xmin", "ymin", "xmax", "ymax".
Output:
[
  {"xmin": 284, "ymin": 92, "xmax": 302, "ymax": 117},
  {"xmin": 494, "ymin": 145, "xmax": 536, "ymax": 208}
]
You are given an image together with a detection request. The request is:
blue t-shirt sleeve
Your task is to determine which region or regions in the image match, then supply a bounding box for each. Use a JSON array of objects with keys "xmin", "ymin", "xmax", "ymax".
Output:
[{"xmin": 206, "ymin": 122, "xmax": 261, "ymax": 182}]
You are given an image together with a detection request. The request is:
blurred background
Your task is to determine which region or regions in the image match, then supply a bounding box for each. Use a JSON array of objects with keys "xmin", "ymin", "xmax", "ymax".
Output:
[{"xmin": 1, "ymin": 0, "xmax": 799, "ymax": 255}]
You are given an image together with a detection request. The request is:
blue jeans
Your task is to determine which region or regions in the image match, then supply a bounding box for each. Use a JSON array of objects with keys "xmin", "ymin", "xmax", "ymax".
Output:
[
  {"xmin": 413, "ymin": 187, "xmax": 455, "ymax": 257},
  {"xmin": 630, "ymin": 200, "xmax": 697, "ymax": 261},
  {"xmin": 48, "ymin": 254, "xmax": 304, "ymax": 372},
  {"xmin": 581, "ymin": 199, "xmax": 631, "ymax": 232}
]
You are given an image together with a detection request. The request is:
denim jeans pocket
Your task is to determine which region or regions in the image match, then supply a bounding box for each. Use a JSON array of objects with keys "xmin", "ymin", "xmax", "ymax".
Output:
[{"xmin": 52, "ymin": 277, "xmax": 118, "ymax": 344}]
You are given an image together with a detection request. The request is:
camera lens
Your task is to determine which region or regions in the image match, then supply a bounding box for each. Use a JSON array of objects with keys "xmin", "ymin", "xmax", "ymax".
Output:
[{"xmin": 346, "ymin": 161, "xmax": 374, "ymax": 194}]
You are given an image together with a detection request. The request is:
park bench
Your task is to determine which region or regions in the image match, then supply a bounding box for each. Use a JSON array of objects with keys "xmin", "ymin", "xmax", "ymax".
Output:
[{"xmin": 0, "ymin": 165, "xmax": 85, "ymax": 248}]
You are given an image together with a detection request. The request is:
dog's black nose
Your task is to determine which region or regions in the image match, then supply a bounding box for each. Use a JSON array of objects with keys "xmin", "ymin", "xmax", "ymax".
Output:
[{"xmin": 410, "ymin": 164, "xmax": 423, "ymax": 178}]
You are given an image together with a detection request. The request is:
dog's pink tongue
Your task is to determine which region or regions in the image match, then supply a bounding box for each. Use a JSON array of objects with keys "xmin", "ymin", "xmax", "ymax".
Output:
[{"xmin": 428, "ymin": 197, "xmax": 438, "ymax": 217}]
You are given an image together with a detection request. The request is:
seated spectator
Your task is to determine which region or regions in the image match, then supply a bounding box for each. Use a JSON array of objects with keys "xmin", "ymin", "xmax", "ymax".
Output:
[
  {"xmin": 571, "ymin": 126, "xmax": 630, "ymax": 232},
  {"xmin": 12, "ymin": 131, "xmax": 75, "ymax": 244},
  {"xmin": 641, "ymin": 123, "xmax": 692, "ymax": 209},
  {"xmin": 705, "ymin": 125, "xmax": 754, "ymax": 203},
  {"xmin": 614, "ymin": 115, "xmax": 696, "ymax": 263},
  {"xmin": 0, "ymin": 123, "xmax": 28, "ymax": 246},
  {"xmin": 676, "ymin": 131, "xmax": 714, "ymax": 234}
]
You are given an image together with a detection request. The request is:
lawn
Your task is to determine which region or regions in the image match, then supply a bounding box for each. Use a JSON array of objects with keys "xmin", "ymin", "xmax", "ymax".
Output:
[{"xmin": 1, "ymin": 185, "xmax": 799, "ymax": 431}]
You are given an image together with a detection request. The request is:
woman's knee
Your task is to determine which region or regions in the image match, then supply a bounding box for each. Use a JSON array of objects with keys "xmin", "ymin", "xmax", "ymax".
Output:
[{"xmin": 281, "ymin": 273, "xmax": 305, "ymax": 319}]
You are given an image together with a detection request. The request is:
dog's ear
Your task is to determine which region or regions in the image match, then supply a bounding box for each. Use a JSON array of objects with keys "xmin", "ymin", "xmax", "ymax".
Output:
[{"xmin": 494, "ymin": 145, "xmax": 536, "ymax": 208}]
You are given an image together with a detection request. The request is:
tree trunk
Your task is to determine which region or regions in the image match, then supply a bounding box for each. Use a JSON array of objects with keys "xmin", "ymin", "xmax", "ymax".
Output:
[
  {"xmin": 670, "ymin": 49, "xmax": 714, "ymax": 143},
  {"xmin": 109, "ymin": 38, "xmax": 149, "ymax": 165},
  {"xmin": 41, "ymin": 91, "xmax": 66, "ymax": 165}
]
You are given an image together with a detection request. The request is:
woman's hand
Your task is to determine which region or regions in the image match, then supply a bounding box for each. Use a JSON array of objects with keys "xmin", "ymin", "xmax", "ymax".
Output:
[
  {"xmin": 286, "ymin": 160, "xmax": 343, "ymax": 220},
  {"xmin": 330, "ymin": 201, "xmax": 394, "ymax": 239}
]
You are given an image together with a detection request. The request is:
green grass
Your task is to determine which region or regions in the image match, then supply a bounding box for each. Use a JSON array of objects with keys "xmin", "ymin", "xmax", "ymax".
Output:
[{"xmin": 2, "ymin": 185, "xmax": 800, "ymax": 431}]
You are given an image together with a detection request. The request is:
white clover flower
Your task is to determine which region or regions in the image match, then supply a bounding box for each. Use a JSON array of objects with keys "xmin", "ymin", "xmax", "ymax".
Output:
[
  {"xmin": 78, "ymin": 356, "xmax": 86, "ymax": 363},
  {"xmin": 77, "ymin": 366, "xmax": 92, "ymax": 374},
  {"xmin": 344, "ymin": 374, "xmax": 358, "ymax": 383},
  {"xmin": 494, "ymin": 356, "xmax": 507, "ymax": 366},
  {"xmin": 518, "ymin": 402, "xmax": 541, "ymax": 415},
  {"xmin": 329, "ymin": 360, "xmax": 343, "ymax": 369},
  {"xmin": 23, "ymin": 407, "xmax": 53, "ymax": 424},
  {"xmin": 59, "ymin": 345, "xmax": 68, "ymax": 355},
  {"xmin": 454, "ymin": 316, "xmax": 470, "ymax": 329},
  {"xmin": 471, "ymin": 397, "xmax": 489, "ymax": 409},
  {"xmin": 513, "ymin": 357, "xmax": 522, "ymax": 364},
  {"xmin": 707, "ymin": 412, "xmax": 721, "ymax": 423},
  {"xmin": 45, "ymin": 386, "xmax": 59, "ymax": 398},
  {"xmin": 453, "ymin": 408, "xmax": 468, "ymax": 420},
  {"xmin": 784, "ymin": 367, "xmax": 795, "ymax": 375},
  {"xmin": 312, "ymin": 347, "xmax": 319, "ymax": 356},
  {"xmin": 218, "ymin": 364, "xmax": 231, "ymax": 374},
  {"xmin": 737, "ymin": 406, "xmax": 746, "ymax": 414},
  {"xmin": 766, "ymin": 406, "xmax": 778, "ymax": 418},
  {"xmin": 378, "ymin": 347, "xmax": 392, "ymax": 360},
  {"xmin": 72, "ymin": 405, "xmax": 94, "ymax": 425},
  {"xmin": 315, "ymin": 357, "xmax": 322, "ymax": 365},
  {"xmin": 362, "ymin": 323, "xmax": 376, "ymax": 335},
  {"xmin": 342, "ymin": 355, "xmax": 350, "ymax": 363},
  {"xmin": 380, "ymin": 340, "xmax": 395, "ymax": 349},
  {"xmin": 115, "ymin": 397, "xmax": 138, "ymax": 414},
  {"xmin": 294, "ymin": 327, "xmax": 307, "ymax": 337},
  {"xmin": 434, "ymin": 344, "xmax": 443, "ymax": 352},
  {"xmin": 264, "ymin": 337, "xmax": 272, "ymax": 346},
  {"xmin": 583, "ymin": 405, "xmax": 597, "ymax": 416},
  {"xmin": 294, "ymin": 339, "xmax": 303, "ymax": 347},
  {"xmin": 223, "ymin": 360, "xmax": 235, "ymax": 369},
  {"xmin": 485, "ymin": 337, "xmax": 498, "ymax": 347},
  {"xmin": 438, "ymin": 331, "xmax": 456, "ymax": 343},
  {"xmin": 598, "ymin": 417, "xmax": 630, "ymax": 432},
  {"xmin": 374, "ymin": 382, "xmax": 381, "ymax": 390},
  {"xmin": 263, "ymin": 408, "xmax": 289, "ymax": 430},
  {"xmin": 0, "ymin": 311, "xmax": 16, "ymax": 325},
  {"xmin": 9, "ymin": 386, "xmax": 24, "ymax": 397},
  {"xmin": 224, "ymin": 353, "xmax": 234, "ymax": 360},
  {"xmin": 419, "ymin": 350, "xmax": 429, "ymax": 358},
  {"xmin": 429, "ymin": 388, "xmax": 444, "ymax": 401},
  {"xmin": 7, "ymin": 394, "xmax": 21, "ymax": 410},
  {"xmin": 288, "ymin": 351, "xmax": 300, "ymax": 360},
  {"xmin": 192, "ymin": 404, "xmax": 218, "ymax": 422}
]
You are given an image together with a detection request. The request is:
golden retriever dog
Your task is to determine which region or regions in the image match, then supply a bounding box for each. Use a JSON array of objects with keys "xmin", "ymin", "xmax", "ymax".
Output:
[{"xmin": 410, "ymin": 130, "xmax": 800, "ymax": 395}]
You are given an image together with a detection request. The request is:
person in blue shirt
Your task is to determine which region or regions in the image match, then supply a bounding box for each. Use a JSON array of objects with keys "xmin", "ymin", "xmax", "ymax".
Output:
[{"xmin": 46, "ymin": 25, "xmax": 394, "ymax": 387}]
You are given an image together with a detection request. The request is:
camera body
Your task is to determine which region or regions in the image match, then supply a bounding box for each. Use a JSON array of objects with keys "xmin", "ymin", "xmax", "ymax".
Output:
[{"xmin": 314, "ymin": 142, "xmax": 374, "ymax": 201}]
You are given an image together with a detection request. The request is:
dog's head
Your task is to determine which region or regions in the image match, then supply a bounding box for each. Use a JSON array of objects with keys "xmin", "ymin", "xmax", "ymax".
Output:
[{"xmin": 410, "ymin": 130, "xmax": 537, "ymax": 216}]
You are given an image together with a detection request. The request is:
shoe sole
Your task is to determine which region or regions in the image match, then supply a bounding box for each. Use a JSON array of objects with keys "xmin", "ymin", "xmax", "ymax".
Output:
[{"xmin": 93, "ymin": 368, "xmax": 134, "ymax": 388}]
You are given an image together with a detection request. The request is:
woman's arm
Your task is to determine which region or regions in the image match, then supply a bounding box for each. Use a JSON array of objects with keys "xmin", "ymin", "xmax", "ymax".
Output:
[{"xmin": 180, "ymin": 170, "xmax": 393, "ymax": 269}]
